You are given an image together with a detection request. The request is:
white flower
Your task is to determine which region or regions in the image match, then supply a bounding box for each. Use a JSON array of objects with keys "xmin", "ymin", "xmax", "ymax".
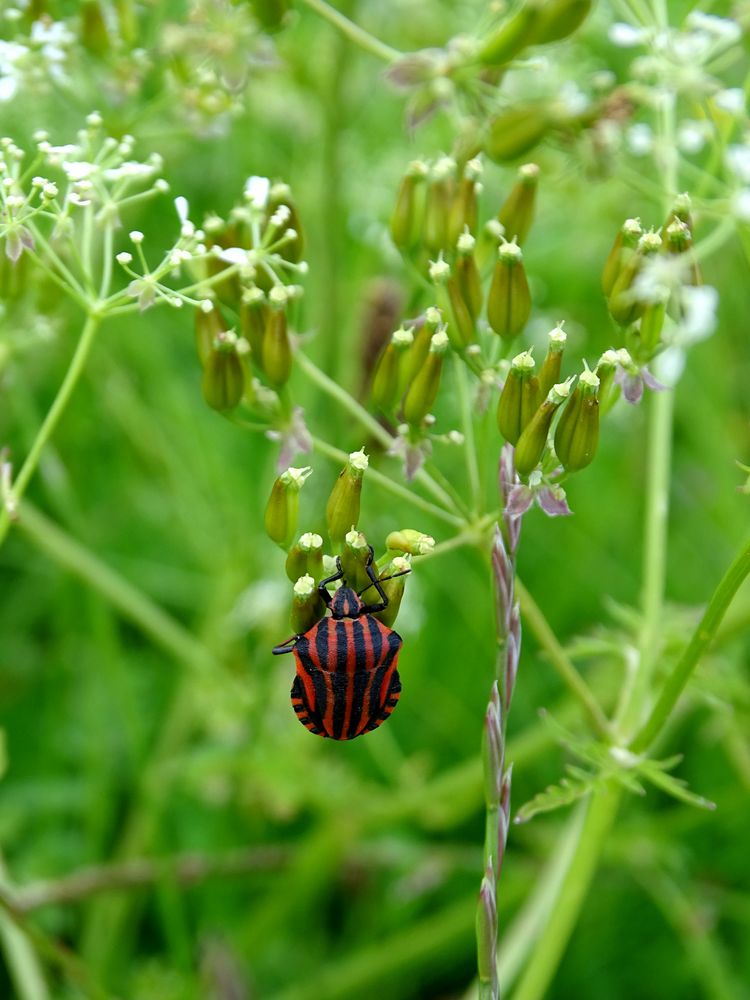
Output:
[
  {"xmin": 243, "ymin": 175, "xmax": 270, "ymax": 209},
  {"xmin": 62, "ymin": 160, "xmax": 96, "ymax": 181},
  {"xmin": 609, "ymin": 22, "xmax": 647, "ymax": 47},
  {"xmin": 626, "ymin": 123, "xmax": 653, "ymax": 156},
  {"xmin": 725, "ymin": 144, "xmax": 750, "ymax": 184},
  {"xmin": 677, "ymin": 120, "xmax": 709, "ymax": 154},
  {"xmin": 731, "ymin": 189, "xmax": 750, "ymax": 223},
  {"xmin": 174, "ymin": 196, "xmax": 189, "ymax": 223},
  {"xmin": 715, "ymin": 88, "xmax": 745, "ymax": 115},
  {"xmin": 677, "ymin": 285, "xmax": 719, "ymax": 344}
]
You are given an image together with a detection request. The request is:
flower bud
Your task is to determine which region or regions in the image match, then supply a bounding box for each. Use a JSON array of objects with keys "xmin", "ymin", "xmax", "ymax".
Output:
[
  {"xmin": 455, "ymin": 232, "xmax": 483, "ymax": 319},
  {"xmin": 402, "ymin": 308, "xmax": 441, "ymax": 390},
  {"xmin": 195, "ymin": 302, "xmax": 225, "ymax": 368},
  {"xmin": 497, "ymin": 163, "xmax": 539, "ymax": 245},
  {"xmin": 372, "ymin": 555, "xmax": 411, "ymax": 627},
  {"xmin": 262, "ymin": 288, "xmax": 292, "ymax": 388},
  {"xmin": 487, "ymin": 240, "xmax": 531, "ymax": 341},
  {"xmin": 285, "ymin": 531, "xmax": 324, "ymax": 582},
  {"xmin": 485, "ymin": 105, "xmax": 552, "ymax": 163},
  {"xmin": 664, "ymin": 215, "xmax": 701, "ymax": 286},
  {"xmin": 341, "ymin": 529, "xmax": 372, "ymax": 592},
  {"xmin": 424, "ymin": 157, "xmax": 457, "ymax": 254},
  {"xmin": 371, "ymin": 327, "xmax": 413, "ymax": 412},
  {"xmin": 326, "ymin": 449, "xmax": 368, "ymax": 548},
  {"xmin": 240, "ymin": 287, "xmax": 268, "ymax": 358},
  {"xmin": 607, "ymin": 230, "xmax": 662, "ymax": 327},
  {"xmin": 497, "ymin": 351, "xmax": 539, "ymax": 445},
  {"xmin": 514, "ymin": 378, "xmax": 573, "ymax": 476},
  {"xmin": 268, "ymin": 182, "xmax": 304, "ymax": 261},
  {"xmin": 601, "ymin": 218, "xmax": 642, "ymax": 297},
  {"xmin": 527, "ymin": 0, "xmax": 593, "ymax": 45},
  {"xmin": 251, "ymin": 0, "xmax": 292, "ymax": 33},
  {"xmin": 385, "ymin": 529, "xmax": 435, "ymax": 556},
  {"xmin": 390, "ymin": 160, "xmax": 428, "ymax": 251},
  {"xmin": 403, "ymin": 329, "xmax": 449, "ymax": 424},
  {"xmin": 290, "ymin": 575, "xmax": 325, "ymax": 634},
  {"xmin": 430, "ymin": 259, "xmax": 475, "ymax": 350},
  {"xmin": 595, "ymin": 350, "xmax": 619, "ymax": 413},
  {"xmin": 264, "ymin": 466, "xmax": 313, "ymax": 550},
  {"xmin": 538, "ymin": 324, "xmax": 566, "ymax": 397},
  {"xmin": 81, "ymin": 1, "xmax": 111, "ymax": 55},
  {"xmin": 201, "ymin": 334, "xmax": 245, "ymax": 411},
  {"xmin": 447, "ymin": 158, "xmax": 482, "ymax": 245},
  {"xmin": 639, "ymin": 301, "xmax": 666, "ymax": 353},
  {"xmin": 478, "ymin": 2, "xmax": 541, "ymax": 65},
  {"xmin": 554, "ymin": 367, "xmax": 599, "ymax": 471}
]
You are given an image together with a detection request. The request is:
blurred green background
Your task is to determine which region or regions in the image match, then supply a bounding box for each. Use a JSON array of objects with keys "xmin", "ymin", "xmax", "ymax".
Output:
[{"xmin": 1, "ymin": 1, "xmax": 750, "ymax": 998}]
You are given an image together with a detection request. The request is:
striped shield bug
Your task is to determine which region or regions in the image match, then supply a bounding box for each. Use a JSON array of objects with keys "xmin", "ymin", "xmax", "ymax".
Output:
[{"xmin": 273, "ymin": 547, "xmax": 410, "ymax": 740}]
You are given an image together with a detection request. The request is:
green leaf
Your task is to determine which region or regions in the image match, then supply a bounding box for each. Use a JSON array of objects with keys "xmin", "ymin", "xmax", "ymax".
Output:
[
  {"xmin": 514, "ymin": 766, "xmax": 602, "ymax": 823},
  {"xmin": 637, "ymin": 756, "xmax": 716, "ymax": 811}
]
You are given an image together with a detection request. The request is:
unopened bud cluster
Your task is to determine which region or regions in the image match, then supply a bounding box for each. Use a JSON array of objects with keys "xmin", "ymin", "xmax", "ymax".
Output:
[{"xmin": 262, "ymin": 448, "xmax": 423, "ymax": 634}]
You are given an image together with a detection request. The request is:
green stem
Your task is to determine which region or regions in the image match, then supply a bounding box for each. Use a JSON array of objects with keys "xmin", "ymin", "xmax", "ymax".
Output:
[
  {"xmin": 515, "ymin": 579, "xmax": 611, "ymax": 741},
  {"xmin": 615, "ymin": 388, "xmax": 673, "ymax": 738},
  {"xmin": 16, "ymin": 503, "xmax": 220, "ymax": 676},
  {"xmin": 0, "ymin": 312, "xmax": 101, "ymax": 549},
  {"xmin": 631, "ymin": 534, "xmax": 750, "ymax": 752},
  {"xmin": 299, "ymin": 0, "xmax": 402, "ymax": 63},
  {"xmin": 0, "ymin": 856, "xmax": 50, "ymax": 1000},
  {"xmin": 510, "ymin": 786, "xmax": 622, "ymax": 1000},
  {"xmin": 295, "ymin": 351, "xmax": 460, "ymax": 515},
  {"xmin": 311, "ymin": 436, "xmax": 463, "ymax": 527}
]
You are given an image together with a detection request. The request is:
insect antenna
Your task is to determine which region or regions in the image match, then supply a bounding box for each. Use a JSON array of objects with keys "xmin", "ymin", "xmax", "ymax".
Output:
[{"xmin": 357, "ymin": 567, "xmax": 411, "ymax": 598}]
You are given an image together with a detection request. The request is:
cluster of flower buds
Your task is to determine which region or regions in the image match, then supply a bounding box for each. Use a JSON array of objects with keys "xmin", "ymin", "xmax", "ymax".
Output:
[
  {"xmin": 496, "ymin": 325, "xmax": 607, "ymax": 487},
  {"xmin": 263, "ymin": 448, "xmax": 429, "ymax": 633},
  {"xmin": 602, "ymin": 195, "xmax": 702, "ymax": 365},
  {"xmin": 192, "ymin": 176, "xmax": 307, "ymax": 411}
]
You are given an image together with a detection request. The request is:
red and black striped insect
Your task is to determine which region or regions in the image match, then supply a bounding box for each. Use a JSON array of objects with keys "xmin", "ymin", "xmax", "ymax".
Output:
[{"xmin": 273, "ymin": 548, "xmax": 408, "ymax": 740}]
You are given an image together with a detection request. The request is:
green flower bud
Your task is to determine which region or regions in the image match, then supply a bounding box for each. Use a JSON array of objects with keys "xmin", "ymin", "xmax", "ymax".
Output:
[
  {"xmin": 478, "ymin": 2, "xmax": 541, "ymax": 65},
  {"xmin": 385, "ymin": 529, "xmax": 435, "ymax": 556},
  {"xmin": 607, "ymin": 230, "xmax": 662, "ymax": 327},
  {"xmin": 371, "ymin": 327, "xmax": 414, "ymax": 412},
  {"xmin": 264, "ymin": 466, "xmax": 313, "ymax": 550},
  {"xmin": 639, "ymin": 300, "xmax": 666, "ymax": 353},
  {"xmin": 390, "ymin": 160, "xmax": 428, "ymax": 251},
  {"xmin": 595, "ymin": 350, "xmax": 619, "ymax": 412},
  {"xmin": 262, "ymin": 287, "xmax": 292, "ymax": 388},
  {"xmin": 201, "ymin": 333, "xmax": 245, "ymax": 411},
  {"xmin": 403, "ymin": 329, "xmax": 450, "ymax": 424},
  {"xmin": 269, "ymin": 182, "xmax": 304, "ymax": 261},
  {"xmin": 372, "ymin": 555, "xmax": 411, "ymax": 628},
  {"xmin": 497, "ymin": 163, "xmax": 539, "ymax": 245},
  {"xmin": 240, "ymin": 287, "xmax": 269, "ymax": 359},
  {"xmin": 538, "ymin": 324, "xmax": 567, "ymax": 397},
  {"xmin": 456, "ymin": 232, "xmax": 483, "ymax": 319},
  {"xmin": 251, "ymin": 0, "xmax": 292, "ymax": 33},
  {"xmin": 487, "ymin": 240, "xmax": 531, "ymax": 341},
  {"xmin": 514, "ymin": 378, "xmax": 573, "ymax": 476},
  {"xmin": 485, "ymin": 105, "xmax": 551, "ymax": 163},
  {"xmin": 424, "ymin": 157, "xmax": 457, "ymax": 254},
  {"xmin": 601, "ymin": 218, "xmax": 642, "ymax": 297},
  {"xmin": 447, "ymin": 160, "xmax": 481, "ymax": 245},
  {"xmin": 430, "ymin": 259, "xmax": 475, "ymax": 350},
  {"xmin": 341, "ymin": 529, "xmax": 372, "ymax": 593},
  {"xmin": 290, "ymin": 574, "xmax": 326, "ymax": 635},
  {"xmin": 195, "ymin": 302, "xmax": 225, "ymax": 368},
  {"xmin": 402, "ymin": 308, "xmax": 441, "ymax": 390},
  {"xmin": 664, "ymin": 216, "xmax": 701, "ymax": 286},
  {"xmin": 554, "ymin": 367, "xmax": 599, "ymax": 472},
  {"xmin": 497, "ymin": 351, "xmax": 539, "ymax": 445},
  {"xmin": 326, "ymin": 449, "xmax": 368, "ymax": 549},
  {"xmin": 527, "ymin": 0, "xmax": 593, "ymax": 45},
  {"xmin": 285, "ymin": 531, "xmax": 324, "ymax": 583},
  {"xmin": 81, "ymin": 1, "xmax": 111, "ymax": 55}
]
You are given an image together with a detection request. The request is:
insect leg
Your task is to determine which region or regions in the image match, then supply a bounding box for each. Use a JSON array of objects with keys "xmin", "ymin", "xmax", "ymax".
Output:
[
  {"xmin": 272, "ymin": 636, "xmax": 299, "ymax": 655},
  {"xmin": 317, "ymin": 556, "xmax": 344, "ymax": 606}
]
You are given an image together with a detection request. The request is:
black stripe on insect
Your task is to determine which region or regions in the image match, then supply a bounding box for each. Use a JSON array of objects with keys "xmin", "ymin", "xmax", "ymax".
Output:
[{"xmin": 273, "ymin": 546, "xmax": 410, "ymax": 740}]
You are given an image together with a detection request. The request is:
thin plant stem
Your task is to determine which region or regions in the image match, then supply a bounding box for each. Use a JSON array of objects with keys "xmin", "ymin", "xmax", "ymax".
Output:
[
  {"xmin": 454, "ymin": 356, "xmax": 482, "ymax": 515},
  {"xmin": 0, "ymin": 855, "xmax": 50, "ymax": 1000},
  {"xmin": 298, "ymin": 0, "xmax": 403, "ymax": 63},
  {"xmin": 510, "ymin": 786, "xmax": 623, "ymax": 1000},
  {"xmin": 295, "ymin": 351, "xmax": 460, "ymax": 514},
  {"xmin": 631, "ymin": 534, "xmax": 750, "ymax": 752},
  {"xmin": 311, "ymin": 436, "xmax": 464, "ymax": 527},
  {"xmin": 0, "ymin": 312, "xmax": 101, "ymax": 549},
  {"xmin": 515, "ymin": 579, "xmax": 611, "ymax": 741},
  {"xmin": 16, "ymin": 503, "xmax": 221, "ymax": 676}
]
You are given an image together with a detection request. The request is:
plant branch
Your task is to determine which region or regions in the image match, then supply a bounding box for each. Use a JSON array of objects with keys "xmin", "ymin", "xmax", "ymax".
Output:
[{"xmin": 299, "ymin": 0, "xmax": 403, "ymax": 63}]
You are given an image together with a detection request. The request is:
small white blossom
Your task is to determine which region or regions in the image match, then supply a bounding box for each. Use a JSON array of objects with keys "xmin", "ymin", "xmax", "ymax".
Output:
[
  {"xmin": 626, "ymin": 123, "xmax": 653, "ymax": 156},
  {"xmin": 129, "ymin": 230, "xmax": 144, "ymax": 244},
  {"xmin": 244, "ymin": 175, "xmax": 270, "ymax": 209},
  {"xmin": 116, "ymin": 251, "xmax": 133, "ymax": 265}
]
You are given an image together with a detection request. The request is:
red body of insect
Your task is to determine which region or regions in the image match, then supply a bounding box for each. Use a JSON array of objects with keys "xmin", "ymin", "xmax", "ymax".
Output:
[{"xmin": 273, "ymin": 554, "xmax": 405, "ymax": 740}]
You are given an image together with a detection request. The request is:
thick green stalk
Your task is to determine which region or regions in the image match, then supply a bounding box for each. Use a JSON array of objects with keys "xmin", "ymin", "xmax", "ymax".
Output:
[
  {"xmin": 510, "ymin": 786, "xmax": 623, "ymax": 1000},
  {"xmin": 0, "ymin": 313, "xmax": 100, "ymax": 549},
  {"xmin": 299, "ymin": 0, "xmax": 402, "ymax": 62},
  {"xmin": 631, "ymin": 535, "xmax": 750, "ymax": 752}
]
